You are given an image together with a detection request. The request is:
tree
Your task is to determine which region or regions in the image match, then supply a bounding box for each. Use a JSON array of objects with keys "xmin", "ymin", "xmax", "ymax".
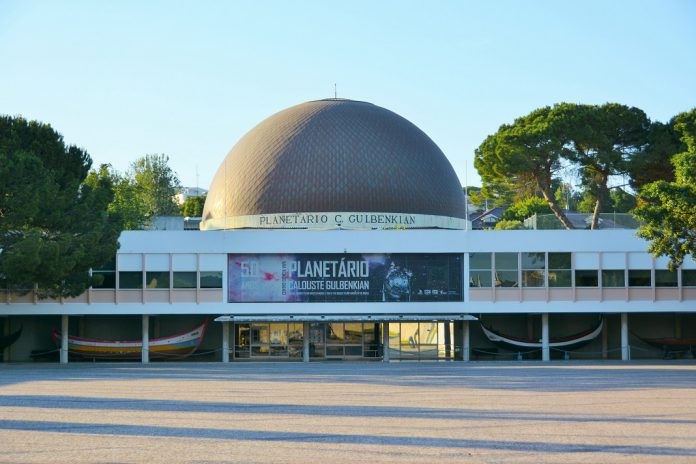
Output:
[
  {"xmin": 129, "ymin": 154, "xmax": 181, "ymax": 218},
  {"xmin": 475, "ymin": 106, "xmax": 575, "ymax": 229},
  {"xmin": 634, "ymin": 108, "xmax": 696, "ymax": 270},
  {"xmin": 182, "ymin": 195, "xmax": 206, "ymax": 217},
  {"xmin": 0, "ymin": 116, "xmax": 122, "ymax": 297},
  {"xmin": 494, "ymin": 219, "xmax": 525, "ymax": 230},
  {"xmin": 107, "ymin": 154, "xmax": 182, "ymax": 230},
  {"xmin": 501, "ymin": 197, "xmax": 552, "ymax": 222},
  {"xmin": 559, "ymin": 103, "xmax": 650, "ymax": 229},
  {"xmin": 628, "ymin": 120, "xmax": 683, "ymax": 190}
]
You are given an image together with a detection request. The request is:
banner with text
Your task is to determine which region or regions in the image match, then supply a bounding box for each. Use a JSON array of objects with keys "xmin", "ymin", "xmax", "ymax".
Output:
[{"xmin": 228, "ymin": 253, "xmax": 462, "ymax": 303}]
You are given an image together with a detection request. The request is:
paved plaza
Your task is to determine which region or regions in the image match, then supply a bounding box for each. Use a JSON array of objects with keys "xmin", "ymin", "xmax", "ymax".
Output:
[{"xmin": 0, "ymin": 362, "xmax": 695, "ymax": 463}]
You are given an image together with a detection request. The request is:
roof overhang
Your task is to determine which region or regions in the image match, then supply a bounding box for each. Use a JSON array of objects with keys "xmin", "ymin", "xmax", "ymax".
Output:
[{"xmin": 214, "ymin": 314, "xmax": 477, "ymax": 323}]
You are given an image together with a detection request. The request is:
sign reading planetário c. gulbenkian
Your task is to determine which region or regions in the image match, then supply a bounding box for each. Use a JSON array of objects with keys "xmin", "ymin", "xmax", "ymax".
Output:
[
  {"xmin": 202, "ymin": 212, "xmax": 469, "ymax": 230},
  {"xmin": 228, "ymin": 253, "xmax": 463, "ymax": 303}
]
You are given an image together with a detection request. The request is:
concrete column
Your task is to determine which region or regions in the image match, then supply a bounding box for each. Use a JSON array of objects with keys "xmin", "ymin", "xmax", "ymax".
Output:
[
  {"xmin": 2, "ymin": 318, "xmax": 10, "ymax": 362},
  {"xmin": 142, "ymin": 315, "xmax": 149, "ymax": 364},
  {"xmin": 60, "ymin": 314, "xmax": 69, "ymax": 364},
  {"xmin": 382, "ymin": 322, "xmax": 390, "ymax": 363},
  {"xmin": 462, "ymin": 320, "xmax": 470, "ymax": 362},
  {"xmin": 221, "ymin": 321, "xmax": 229, "ymax": 363},
  {"xmin": 303, "ymin": 322, "xmax": 310, "ymax": 363},
  {"xmin": 230, "ymin": 322, "xmax": 235, "ymax": 361},
  {"xmin": 621, "ymin": 312, "xmax": 630, "ymax": 361},
  {"xmin": 541, "ymin": 313, "xmax": 550, "ymax": 362},
  {"xmin": 601, "ymin": 315, "xmax": 608, "ymax": 359}
]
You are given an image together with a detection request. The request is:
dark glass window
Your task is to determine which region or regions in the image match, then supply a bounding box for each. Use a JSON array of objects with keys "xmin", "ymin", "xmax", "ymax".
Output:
[
  {"xmin": 495, "ymin": 270, "xmax": 519, "ymax": 287},
  {"xmin": 602, "ymin": 270, "xmax": 625, "ymax": 288},
  {"xmin": 469, "ymin": 271, "xmax": 492, "ymax": 288},
  {"xmin": 628, "ymin": 270, "xmax": 651, "ymax": 287},
  {"xmin": 93, "ymin": 258, "xmax": 116, "ymax": 271},
  {"xmin": 655, "ymin": 270, "xmax": 678, "ymax": 287},
  {"xmin": 92, "ymin": 271, "xmax": 115, "ymax": 289},
  {"xmin": 522, "ymin": 270, "xmax": 545, "ymax": 287},
  {"xmin": 495, "ymin": 253, "xmax": 518, "ymax": 270},
  {"xmin": 575, "ymin": 270, "xmax": 598, "ymax": 287},
  {"xmin": 548, "ymin": 253, "xmax": 571, "ymax": 269},
  {"xmin": 521, "ymin": 252, "xmax": 545, "ymax": 270},
  {"xmin": 469, "ymin": 253, "xmax": 491, "ymax": 269},
  {"xmin": 200, "ymin": 271, "xmax": 223, "ymax": 288},
  {"xmin": 684, "ymin": 270, "xmax": 696, "ymax": 287},
  {"xmin": 173, "ymin": 272, "xmax": 197, "ymax": 289},
  {"xmin": 548, "ymin": 270, "xmax": 572, "ymax": 287},
  {"xmin": 469, "ymin": 253, "xmax": 492, "ymax": 288},
  {"xmin": 119, "ymin": 271, "xmax": 143, "ymax": 289},
  {"xmin": 146, "ymin": 271, "xmax": 170, "ymax": 289}
]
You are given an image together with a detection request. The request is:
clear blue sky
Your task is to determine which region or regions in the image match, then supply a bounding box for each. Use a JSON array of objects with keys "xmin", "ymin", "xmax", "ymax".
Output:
[{"xmin": 1, "ymin": 0, "xmax": 695, "ymax": 189}]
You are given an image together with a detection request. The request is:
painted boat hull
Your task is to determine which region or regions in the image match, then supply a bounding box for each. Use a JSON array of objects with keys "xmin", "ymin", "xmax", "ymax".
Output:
[
  {"xmin": 640, "ymin": 337, "xmax": 696, "ymax": 352},
  {"xmin": 481, "ymin": 318, "xmax": 604, "ymax": 352},
  {"xmin": 0, "ymin": 327, "xmax": 22, "ymax": 351},
  {"xmin": 51, "ymin": 321, "xmax": 207, "ymax": 359}
]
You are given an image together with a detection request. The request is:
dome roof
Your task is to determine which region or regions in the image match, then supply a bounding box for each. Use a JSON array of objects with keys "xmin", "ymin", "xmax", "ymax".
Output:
[{"xmin": 201, "ymin": 99, "xmax": 466, "ymax": 230}]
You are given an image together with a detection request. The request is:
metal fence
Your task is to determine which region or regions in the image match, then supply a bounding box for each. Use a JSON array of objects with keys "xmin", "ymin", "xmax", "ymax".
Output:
[{"xmin": 524, "ymin": 213, "xmax": 641, "ymax": 230}]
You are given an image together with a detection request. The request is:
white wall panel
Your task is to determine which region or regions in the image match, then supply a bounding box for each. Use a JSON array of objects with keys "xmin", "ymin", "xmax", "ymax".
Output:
[
  {"xmin": 118, "ymin": 254, "xmax": 142, "ymax": 271},
  {"xmin": 172, "ymin": 254, "xmax": 197, "ymax": 271},
  {"xmin": 575, "ymin": 253, "xmax": 599, "ymax": 269},
  {"xmin": 628, "ymin": 253, "xmax": 652, "ymax": 269},
  {"xmin": 199, "ymin": 254, "xmax": 227, "ymax": 271},
  {"xmin": 145, "ymin": 254, "xmax": 169, "ymax": 271},
  {"xmin": 655, "ymin": 256, "xmax": 672, "ymax": 270},
  {"xmin": 601, "ymin": 253, "xmax": 625, "ymax": 269}
]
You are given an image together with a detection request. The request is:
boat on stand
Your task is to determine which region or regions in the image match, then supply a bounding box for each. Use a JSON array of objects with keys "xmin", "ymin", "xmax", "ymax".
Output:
[
  {"xmin": 480, "ymin": 318, "xmax": 604, "ymax": 354},
  {"xmin": 51, "ymin": 320, "xmax": 207, "ymax": 360}
]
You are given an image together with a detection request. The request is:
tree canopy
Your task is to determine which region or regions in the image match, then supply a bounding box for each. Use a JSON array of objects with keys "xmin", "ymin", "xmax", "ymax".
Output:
[
  {"xmin": 0, "ymin": 116, "xmax": 122, "ymax": 297},
  {"xmin": 181, "ymin": 195, "xmax": 206, "ymax": 217},
  {"xmin": 474, "ymin": 106, "xmax": 574, "ymax": 229},
  {"xmin": 634, "ymin": 108, "xmax": 696, "ymax": 270},
  {"xmin": 107, "ymin": 154, "xmax": 182, "ymax": 230}
]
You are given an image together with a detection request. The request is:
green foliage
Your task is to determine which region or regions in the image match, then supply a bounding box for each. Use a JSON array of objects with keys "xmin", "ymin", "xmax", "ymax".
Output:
[
  {"xmin": 634, "ymin": 109, "xmax": 696, "ymax": 270},
  {"xmin": 609, "ymin": 188, "xmax": 637, "ymax": 213},
  {"xmin": 107, "ymin": 154, "xmax": 182, "ymax": 230},
  {"xmin": 0, "ymin": 116, "xmax": 122, "ymax": 297},
  {"xmin": 628, "ymin": 121, "xmax": 682, "ymax": 190},
  {"xmin": 501, "ymin": 197, "xmax": 552, "ymax": 221},
  {"xmin": 182, "ymin": 195, "xmax": 206, "ymax": 217},
  {"xmin": 553, "ymin": 182, "xmax": 581, "ymax": 211},
  {"xmin": 474, "ymin": 106, "xmax": 574, "ymax": 228},
  {"xmin": 494, "ymin": 219, "xmax": 525, "ymax": 230},
  {"xmin": 558, "ymin": 103, "xmax": 650, "ymax": 229}
]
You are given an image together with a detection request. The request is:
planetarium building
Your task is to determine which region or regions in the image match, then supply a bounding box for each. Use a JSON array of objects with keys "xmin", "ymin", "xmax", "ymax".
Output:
[{"xmin": 2, "ymin": 99, "xmax": 695, "ymax": 363}]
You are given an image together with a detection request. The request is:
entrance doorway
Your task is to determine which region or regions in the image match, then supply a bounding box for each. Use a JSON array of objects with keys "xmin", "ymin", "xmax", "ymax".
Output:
[{"xmin": 387, "ymin": 322, "xmax": 454, "ymax": 360}]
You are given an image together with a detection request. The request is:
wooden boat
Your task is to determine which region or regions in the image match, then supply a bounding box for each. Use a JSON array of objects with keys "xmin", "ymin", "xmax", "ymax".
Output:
[
  {"xmin": 481, "ymin": 318, "xmax": 604, "ymax": 352},
  {"xmin": 0, "ymin": 327, "xmax": 22, "ymax": 351},
  {"xmin": 51, "ymin": 320, "xmax": 207, "ymax": 359},
  {"xmin": 639, "ymin": 337, "xmax": 696, "ymax": 352}
]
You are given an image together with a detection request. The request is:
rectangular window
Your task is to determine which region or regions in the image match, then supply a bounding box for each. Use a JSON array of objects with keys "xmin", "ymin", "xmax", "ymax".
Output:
[
  {"xmin": 469, "ymin": 253, "xmax": 492, "ymax": 288},
  {"xmin": 684, "ymin": 270, "xmax": 696, "ymax": 287},
  {"xmin": 119, "ymin": 271, "xmax": 143, "ymax": 289},
  {"xmin": 494, "ymin": 253, "xmax": 518, "ymax": 287},
  {"xmin": 521, "ymin": 252, "xmax": 545, "ymax": 287},
  {"xmin": 655, "ymin": 270, "xmax": 678, "ymax": 287},
  {"xmin": 146, "ymin": 271, "xmax": 170, "ymax": 289},
  {"xmin": 92, "ymin": 271, "xmax": 116, "ymax": 289},
  {"xmin": 602, "ymin": 270, "xmax": 625, "ymax": 288},
  {"xmin": 548, "ymin": 270, "xmax": 571, "ymax": 287},
  {"xmin": 200, "ymin": 271, "xmax": 223, "ymax": 288},
  {"xmin": 628, "ymin": 270, "xmax": 651, "ymax": 287},
  {"xmin": 548, "ymin": 253, "xmax": 571, "ymax": 288},
  {"xmin": 173, "ymin": 271, "xmax": 197, "ymax": 289},
  {"xmin": 548, "ymin": 252, "xmax": 571, "ymax": 270},
  {"xmin": 575, "ymin": 270, "xmax": 598, "ymax": 287}
]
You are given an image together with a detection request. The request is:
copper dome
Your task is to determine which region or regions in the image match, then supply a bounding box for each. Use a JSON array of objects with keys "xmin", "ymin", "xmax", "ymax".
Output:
[{"xmin": 201, "ymin": 99, "xmax": 466, "ymax": 229}]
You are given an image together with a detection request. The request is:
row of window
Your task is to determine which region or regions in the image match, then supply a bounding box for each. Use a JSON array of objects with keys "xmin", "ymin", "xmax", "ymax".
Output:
[
  {"xmin": 92, "ymin": 271, "xmax": 223, "ymax": 289},
  {"xmin": 469, "ymin": 253, "xmax": 695, "ymax": 288}
]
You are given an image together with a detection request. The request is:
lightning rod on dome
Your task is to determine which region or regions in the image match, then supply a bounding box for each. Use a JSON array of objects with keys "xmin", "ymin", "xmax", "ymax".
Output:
[{"xmin": 334, "ymin": 83, "xmax": 337, "ymax": 99}]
